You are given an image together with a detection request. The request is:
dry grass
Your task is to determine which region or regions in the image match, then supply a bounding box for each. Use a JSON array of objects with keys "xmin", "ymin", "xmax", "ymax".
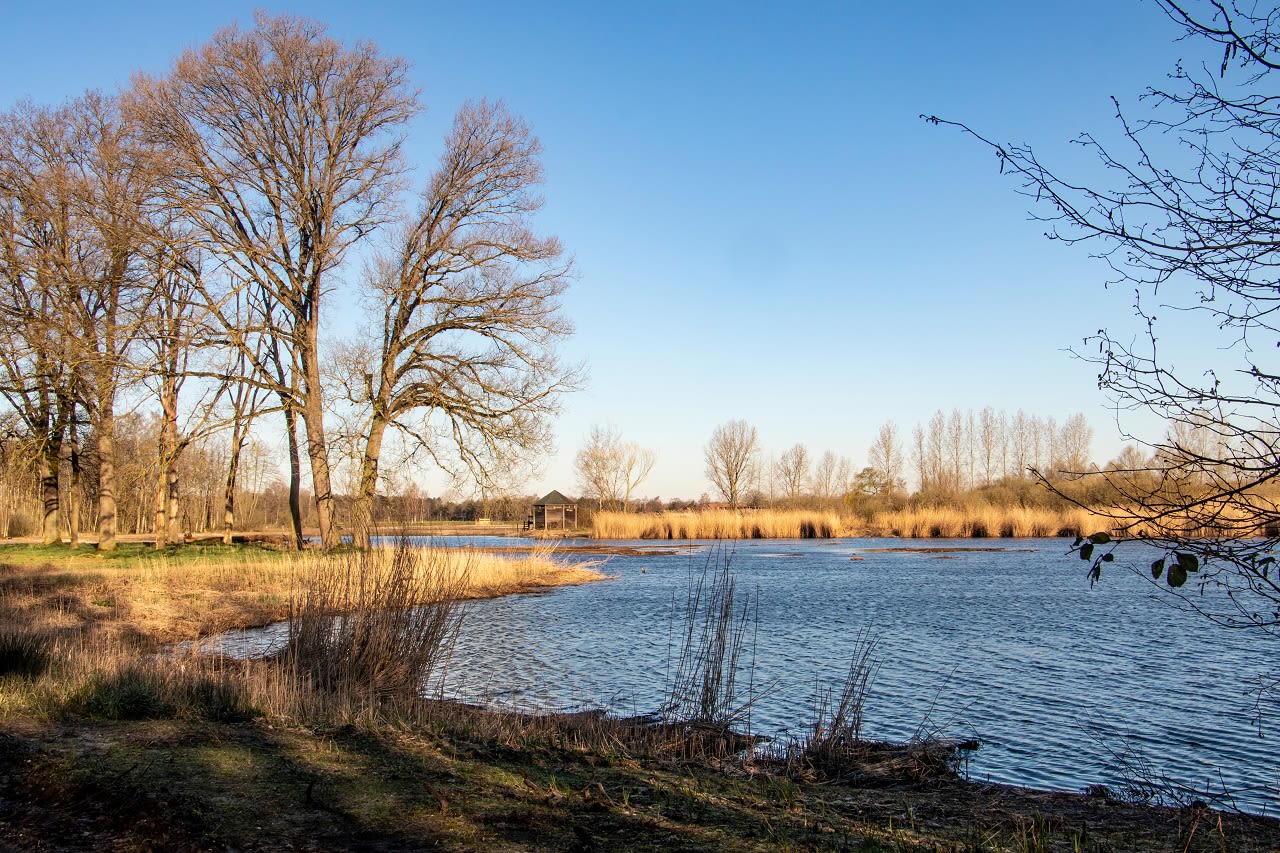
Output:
[
  {"xmin": 592, "ymin": 509, "xmax": 850, "ymax": 539},
  {"xmin": 0, "ymin": 540, "xmax": 606, "ymax": 728},
  {"xmin": 0, "ymin": 541, "xmax": 604, "ymax": 648}
]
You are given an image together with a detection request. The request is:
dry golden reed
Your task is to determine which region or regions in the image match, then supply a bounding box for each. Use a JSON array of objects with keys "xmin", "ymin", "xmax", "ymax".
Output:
[
  {"xmin": 592, "ymin": 506, "xmax": 1120, "ymax": 540},
  {"xmin": 592, "ymin": 509, "xmax": 850, "ymax": 540},
  {"xmin": 868, "ymin": 505, "xmax": 1112, "ymax": 539}
]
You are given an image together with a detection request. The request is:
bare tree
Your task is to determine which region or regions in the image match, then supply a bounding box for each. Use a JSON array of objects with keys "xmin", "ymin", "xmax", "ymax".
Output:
[
  {"xmin": 866, "ymin": 421, "xmax": 905, "ymax": 495},
  {"xmin": 0, "ymin": 117, "xmax": 76, "ymax": 544},
  {"xmin": 775, "ymin": 443, "xmax": 810, "ymax": 501},
  {"xmin": 218, "ymin": 294, "xmax": 271, "ymax": 544},
  {"xmin": 925, "ymin": 409, "xmax": 947, "ymax": 491},
  {"xmin": 932, "ymin": 1, "xmax": 1280, "ymax": 631},
  {"xmin": 704, "ymin": 420, "xmax": 758, "ymax": 509},
  {"xmin": 977, "ymin": 406, "xmax": 1001, "ymax": 486},
  {"xmin": 132, "ymin": 13, "xmax": 418, "ymax": 548},
  {"xmin": 575, "ymin": 425, "xmax": 656, "ymax": 512},
  {"xmin": 1054, "ymin": 413, "xmax": 1093, "ymax": 478},
  {"xmin": 1010, "ymin": 409, "xmax": 1032, "ymax": 479},
  {"xmin": 810, "ymin": 450, "xmax": 852, "ymax": 502},
  {"xmin": 910, "ymin": 424, "xmax": 927, "ymax": 492},
  {"xmin": 944, "ymin": 409, "xmax": 967, "ymax": 492},
  {"xmin": 139, "ymin": 227, "xmax": 232, "ymax": 548},
  {"xmin": 338, "ymin": 100, "xmax": 578, "ymax": 547},
  {"xmin": 0, "ymin": 94, "xmax": 157, "ymax": 551}
]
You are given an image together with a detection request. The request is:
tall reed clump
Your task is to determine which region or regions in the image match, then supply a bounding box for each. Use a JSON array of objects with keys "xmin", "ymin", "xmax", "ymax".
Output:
[
  {"xmin": 276, "ymin": 541, "xmax": 468, "ymax": 718},
  {"xmin": 803, "ymin": 628, "xmax": 880, "ymax": 772},
  {"xmin": 593, "ymin": 509, "xmax": 849, "ymax": 540},
  {"xmin": 778, "ymin": 629, "xmax": 977, "ymax": 785},
  {"xmin": 658, "ymin": 547, "xmax": 758, "ymax": 757}
]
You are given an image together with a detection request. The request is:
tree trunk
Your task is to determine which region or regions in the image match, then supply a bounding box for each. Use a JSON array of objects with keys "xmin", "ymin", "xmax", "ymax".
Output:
[
  {"xmin": 154, "ymin": 376, "xmax": 184, "ymax": 549},
  {"xmin": 222, "ymin": 430, "xmax": 243, "ymax": 546},
  {"xmin": 166, "ymin": 460, "xmax": 181, "ymax": 544},
  {"xmin": 283, "ymin": 404, "xmax": 304, "ymax": 550},
  {"xmin": 96, "ymin": 403, "xmax": 117, "ymax": 551},
  {"xmin": 39, "ymin": 441, "xmax": 61, "ymax": 544},
  {"xmin": 351, "ymin": 413, "xmax": 390, "ymax": 550},
  {"xmin": 299, "ymin": 328, "xmax": 338, "ymax": 549},
  {"xmin": 67, "ymin": 411, "xmax": 80, "ymax": 548},
  {"xmin": 153, "ymin": 475, "xmax": 168, "ymax": 548}
]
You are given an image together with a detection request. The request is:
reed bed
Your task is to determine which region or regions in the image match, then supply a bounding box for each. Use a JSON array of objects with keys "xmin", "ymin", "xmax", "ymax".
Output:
[
  {"xmin": 869, "ymin": 504, "xmax": 1113, "ymax": 539},
  {"xmin": 592, "ymin": 509, "xmax": 851, "ymax": 540},
  {"xmin": 1079, "ymin": 504, "xmax": 1280, "ymax": 540},
  {"xmin": 593, "ymin": 505, "xmax": 1116, "ymax": 539}
]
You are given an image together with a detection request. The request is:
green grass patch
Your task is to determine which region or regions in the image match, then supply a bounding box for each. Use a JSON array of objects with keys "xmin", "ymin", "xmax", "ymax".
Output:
[{"xmin": 0, "ymin": 540, "xmax": 290, "ymax": 569}]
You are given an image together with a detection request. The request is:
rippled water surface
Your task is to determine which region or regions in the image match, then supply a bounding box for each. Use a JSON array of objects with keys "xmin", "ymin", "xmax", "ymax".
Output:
[
  {"xmin": 214, "ymin": 536, "xmax": 1280, "ymax": 813},
  {"xmin": 438, "ymin": 537, "xmax": 1278, "ymax": 813}
]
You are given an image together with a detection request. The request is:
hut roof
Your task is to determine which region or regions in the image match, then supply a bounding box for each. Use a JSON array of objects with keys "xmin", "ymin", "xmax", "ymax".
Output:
[{"xmin": 536, "ymin": 490, "xmax": 576, "ymax": 506}]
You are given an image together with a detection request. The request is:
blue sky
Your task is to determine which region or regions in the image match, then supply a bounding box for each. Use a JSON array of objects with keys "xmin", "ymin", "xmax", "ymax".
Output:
[{"xmin": 1, "ymin": 2, "xmax": 1213, "ymax": 500}]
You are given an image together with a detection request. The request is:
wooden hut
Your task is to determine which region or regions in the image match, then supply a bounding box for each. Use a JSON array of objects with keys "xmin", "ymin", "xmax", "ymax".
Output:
[{"xmin": 531, "ymin": 490, "xmax": 577, "ymax": 531}]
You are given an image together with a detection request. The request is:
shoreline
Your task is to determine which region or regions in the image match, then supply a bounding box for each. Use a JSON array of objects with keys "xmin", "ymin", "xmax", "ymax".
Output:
[
  {"xmin": 3, "ymin": 701, "xmax": 1279, "ymax": 850},
  {"xmin": 2, "ymin": 540, "xmax": 1279, "ymax": 849}
]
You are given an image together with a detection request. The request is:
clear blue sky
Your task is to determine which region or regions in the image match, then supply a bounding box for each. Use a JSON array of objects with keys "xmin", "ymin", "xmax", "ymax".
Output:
[{"xmin": 1, "ymin": 2, "xmax": 1210, "ymax": 501}]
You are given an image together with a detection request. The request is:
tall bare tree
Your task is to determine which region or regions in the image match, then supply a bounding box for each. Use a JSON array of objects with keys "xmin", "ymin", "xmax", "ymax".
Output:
[
  {"xmin": 1054, "ymin": 412, "xmax": 1093, "ymax": 478},
  {"xmin": 140, "ymin": 228, "xmax": 229, "ymax": 548},
  {"xmin": 774, "ymin": 443, "xmax": 810, "ymax": 502},
  {"xmin": 810, "ymin": 450, "xmax": 852, "ymax": 501},
  {"xmin": 338, "ymin": 100, "xmax": 578, "ymax": 547},
  {"xmin": 923, "ymin": 409, "xmax": 947, "ymax": 491},
  {"xmin": 704, "ymin": 420, "xmax": 758, "ymax": 509},
  {"xmin": 977, "ymin": 406, "xmax": 1002, "ymax": 486},
  {"xmin": 0, "ymin": 94, "xmax": 156, "ymax": 550},
  {"xmin": 866, "ymin": 421, "xmax": 904, "ymax": 495},
  {"xmin": 0, "ymin": 102, "xmax": 85, "ymax": 544},
  {"xmin": 0, "ymin": 135, "xmax": 74, "ymax": 545},
  {"xmin": 132, "ymin": 13, "xmax": 418, "ymax": 548},
  {"xmin": 575, "ymin": 425, "xmax": 656, "ymax": 513},
  {"xmin": 910, "ymin": 424, "xmax": 927, "ymax": 493}
]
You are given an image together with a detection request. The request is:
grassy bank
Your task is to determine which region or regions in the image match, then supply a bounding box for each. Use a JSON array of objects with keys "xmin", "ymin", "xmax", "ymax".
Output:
[
  {"xmin": 8, "ymin": 710, "xmax": 1280, "ymax": 852},
  {"xmin": 0, "ymin": 540, "xmax": 603, "ymax": 646},
  {"xmin": 2, "ymin": 541, "xmax": 1278, "ymax": 850}
]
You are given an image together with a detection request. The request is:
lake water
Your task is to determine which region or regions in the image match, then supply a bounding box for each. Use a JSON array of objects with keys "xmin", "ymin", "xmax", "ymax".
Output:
[{"xmin": 215, "ymin": 536, "xmax": 1280, "ymax": 814}]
